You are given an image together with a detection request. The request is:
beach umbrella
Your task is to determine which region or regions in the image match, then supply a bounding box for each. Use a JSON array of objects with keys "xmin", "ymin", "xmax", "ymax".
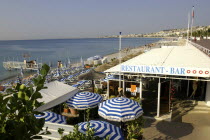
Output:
[
  {"xmin": 20, "ymin": 67, "xmax": 24, "ymax": 77},
  {"xmin": 78, "ymin": 69, "xmax": 105, "ymax": 92},
  {"xmin": 68, "ymin": 58, "xmax": 71, "ymax": 67},
  {"xmin": 35, "ymin": 111, "xmax": 66, "ymax": 124},
  {"xmin": 14, "ymin": 76, "xmax": 22, "ymax": 84},
  {"xmin": 93, "ymin": 55, "xmax": 102, "ymax": 60},
  {"xmin": 81, "ymin": 56, "xmax": 84, "ymax": 68},
  {"xmin": 54, "ymin": 68, "xmax": 61, "ymax": 77},
  {"xmin": 66, "ymin": 92, "xmax": 103, "ymax": 121},
  {"xmin": 78, "ymin": 120, "xmax": 123, "ymax": 140},
  {"xmin": 98, "ymin": 97, "xmax": 143, "ymax": 122},
  {"xmin": 66, "ymin": 92, "xmax": 103, "ymax": 110},
  {"xmin": 87, "ymin": 56, "xmax": 94, "ymax": 61}
]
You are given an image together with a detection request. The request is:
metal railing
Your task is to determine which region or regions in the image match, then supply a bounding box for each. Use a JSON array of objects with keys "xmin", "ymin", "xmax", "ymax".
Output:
[{"xmin": 190, "ymin": 41, "xmax": 210, "ymax": 56}]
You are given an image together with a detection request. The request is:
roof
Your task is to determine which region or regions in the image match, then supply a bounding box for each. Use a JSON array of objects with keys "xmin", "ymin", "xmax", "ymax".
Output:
[
  {"xmin": 105, "ymin": 43, "xmax": 210, "ymax": 78},
  {"xmin": 35, "ymin": 81, "xmax": 79, "ymax": 111}
]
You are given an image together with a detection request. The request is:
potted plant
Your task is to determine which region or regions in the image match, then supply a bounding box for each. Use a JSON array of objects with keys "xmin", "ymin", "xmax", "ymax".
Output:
[
  {"xmin": 126, "ymin": 116, "xmax": 144, "ymax": 140},
  {"xmin": 69, "ymin": 107, "xmax": 77, "ymax": 115},
  {"xmin": 63, "ymin": 103, "xmax": 69, "ymax": 113}
]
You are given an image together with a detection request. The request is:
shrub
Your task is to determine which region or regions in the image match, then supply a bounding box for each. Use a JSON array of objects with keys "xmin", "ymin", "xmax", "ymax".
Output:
[
  {"xmin": 126, "ymin": 116, "xmax": 144, "ymax": 140},
  {"xmin": 109, "ymin": 95, "xmax": 116, "ymax": 99},
  {"xmin": 58, "ymin": 124, "xmax": 109, "ymax": 140},
  {"xmin": 94, "ymin": 88, "xmax": 104, "ymax": 94},
  {"xmin": 0, "ymin": 64, "xmax": 50, "ymax": 140}
]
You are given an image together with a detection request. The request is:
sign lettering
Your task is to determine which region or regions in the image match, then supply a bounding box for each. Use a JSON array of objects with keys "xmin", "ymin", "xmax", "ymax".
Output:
[{"xmin": 121, "ymin": 65, "xmax": 210, "ymax": 77}]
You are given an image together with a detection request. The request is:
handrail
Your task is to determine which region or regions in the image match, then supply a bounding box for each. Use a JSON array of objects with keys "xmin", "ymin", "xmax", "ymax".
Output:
[{"xmin": 189, "ymin": 41, "xmax": 210, "ymax": 56}]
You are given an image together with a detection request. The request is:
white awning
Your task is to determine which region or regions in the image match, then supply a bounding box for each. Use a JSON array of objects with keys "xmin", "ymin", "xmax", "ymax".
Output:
[
  {"xmin": 35, "ymin": 81, "xmax": 79, "ymax": 112},
  {"xmin": 105, "ymin": 44, "xmax": 210, "ymax": 78}
]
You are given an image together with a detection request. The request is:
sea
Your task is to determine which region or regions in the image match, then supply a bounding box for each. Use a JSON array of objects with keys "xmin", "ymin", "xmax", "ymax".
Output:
[{"xmin": 0, "ymin": 38, "xmax": 161, "ymax": 81}]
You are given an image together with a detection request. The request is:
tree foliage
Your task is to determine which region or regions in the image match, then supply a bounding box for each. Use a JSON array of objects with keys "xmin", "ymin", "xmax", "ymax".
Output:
[
  {"xmin": 0, "ymin": 64, "xmax": 50, "ymax": 140},
  {"xmin": 126, "ymin": 116, "xmax": 144, "ymax": 140},
  {"xmin": 58, "ymin": 124, "xmax": 109, "ymax": 140}
]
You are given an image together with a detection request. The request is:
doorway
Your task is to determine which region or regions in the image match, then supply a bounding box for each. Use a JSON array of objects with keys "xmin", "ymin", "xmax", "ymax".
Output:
[
  {"xmin": 160, "ymin": 80, "xmax": 170, "ymax": 115},
  {"xmin": 187, "ymin": 81, "xmax": 206, "ymax": 101}
]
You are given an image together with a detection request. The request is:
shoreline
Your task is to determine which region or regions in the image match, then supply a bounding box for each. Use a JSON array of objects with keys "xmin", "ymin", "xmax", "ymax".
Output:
[
  {"xmin": 0, "ymin": 71, "xmax": 35, "ymax": 85},
  {"xmin": 104, "ymin": 42, "xmax": 157, "ymax": 62},
  {"xmin": 71, "ymin": 40, "xmax": 161, "ymax": 68},
  {"xmin": 0, "ymin": 40, "xmax": 161, "ymax": 85}
]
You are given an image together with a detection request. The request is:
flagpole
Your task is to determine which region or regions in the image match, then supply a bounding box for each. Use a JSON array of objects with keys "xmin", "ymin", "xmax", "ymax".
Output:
[
  {"xmin": 186, "ymin": 12, "xmax": 190, "ymax": 45},
  {"xmin": 190, "ymin": 6, "xmax": 194, "ymax": 39},
  {"xmin": 119, "ymin": 32, "xmax": 122, "ymax": 96}
]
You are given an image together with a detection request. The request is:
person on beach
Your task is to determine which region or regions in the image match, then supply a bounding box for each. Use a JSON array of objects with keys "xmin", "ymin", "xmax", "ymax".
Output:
[{"xmin": 57, "ymin": 61, "xmax": 61, "ymax": 68}]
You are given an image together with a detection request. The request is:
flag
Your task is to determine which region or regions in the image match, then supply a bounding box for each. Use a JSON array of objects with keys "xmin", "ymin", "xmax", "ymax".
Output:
[{"xmin": 192, "ymin": 6, "xmax": 194, "ymax": 18}]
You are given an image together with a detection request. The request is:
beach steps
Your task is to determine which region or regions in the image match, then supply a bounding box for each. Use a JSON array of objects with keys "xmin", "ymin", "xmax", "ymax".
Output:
[{"xmin": 171, "ymin": 100, "xmax": 210, "ymax": 122}]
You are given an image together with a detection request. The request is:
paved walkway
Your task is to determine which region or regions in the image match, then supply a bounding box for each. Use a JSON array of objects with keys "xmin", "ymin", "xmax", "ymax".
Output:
[
  {"xmin": 143, "ymin": 112, "xmax": 210, "ymax": 140},
  {"xmin": 193, "ymin": 39, "xmax": 210, "ymax": 50}
]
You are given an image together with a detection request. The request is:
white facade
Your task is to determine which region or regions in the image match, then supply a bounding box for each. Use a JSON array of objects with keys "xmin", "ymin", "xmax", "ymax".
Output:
[{"xmin": 105, "ymin": 42, "xmax": 210, "ymax": 112}]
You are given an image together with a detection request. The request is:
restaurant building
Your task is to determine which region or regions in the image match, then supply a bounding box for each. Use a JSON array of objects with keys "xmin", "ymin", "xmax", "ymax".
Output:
[{"xmin": 104, "ymin": 42, "xmax": 210, "ymax": 117}]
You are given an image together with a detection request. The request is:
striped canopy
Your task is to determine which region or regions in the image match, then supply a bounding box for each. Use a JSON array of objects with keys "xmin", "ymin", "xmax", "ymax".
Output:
[
  {"xmin": 78, "ymin": 120, "xmax": 123, "ymax": 140},
  {"xmin": 35, "ymin": 111, "xmax": 66, "ymax": 124},
  {"xmin": 98, "ymin": 97, "xmax": 143, "ymax": 122},
  {"xmin": 66, "ymin": 92, "xmax": 103, "ymax": 110}
]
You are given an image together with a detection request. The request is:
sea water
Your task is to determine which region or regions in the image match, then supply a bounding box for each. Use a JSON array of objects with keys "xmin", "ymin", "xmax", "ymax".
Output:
[{"xmin": 0, "ymin": 38, "xmax": 161, "ymax": 81}]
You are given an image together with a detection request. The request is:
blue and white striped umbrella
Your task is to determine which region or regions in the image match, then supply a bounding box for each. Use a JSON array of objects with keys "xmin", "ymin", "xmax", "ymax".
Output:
[
  {"xmin": 98, "ymin": 97, "xmax": 143, "ymax": 122},
  {"xmin": 78, "ymin": 120, "xmax": 123, "ymax": 140},
  {"xmin": 71, "ymin": 84, "xmax": 81, "ymax": 88},
  {"xmin": 14, "ymin": 76, "xmax": 22, "ymax": 84},
  {"xmin": 35, "ymin": 111, "xmax": 66, "ymax": 124},
  {"xmin": 66, "ymin": 92, "xmax": 103, "ymax": 110},
  {"xmin": 53, "ymin": 68, "xmax": 61, "ymax": 77}
]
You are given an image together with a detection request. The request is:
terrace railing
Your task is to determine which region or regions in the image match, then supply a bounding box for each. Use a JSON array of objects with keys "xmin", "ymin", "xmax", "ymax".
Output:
[{"xmin": 190, "ymin": 41, "xmax": 210, "ymax": 56}]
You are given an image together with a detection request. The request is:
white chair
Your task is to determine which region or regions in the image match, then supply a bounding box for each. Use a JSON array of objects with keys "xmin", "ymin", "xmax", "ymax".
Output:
[{"xmin": 101, "ymin": 94, "xmax": 108, "ymax": 100}]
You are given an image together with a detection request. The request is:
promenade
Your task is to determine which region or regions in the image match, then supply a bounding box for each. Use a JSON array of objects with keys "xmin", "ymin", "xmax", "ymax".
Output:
[
  {"xmin": 194, "ymin": 39, "xmax": 210, "ymax": 50},
  {"xmin": 143, "ymin": 110, "xmax": 210, "ymax": 140},
  {"xmin": 143, "ymin": 39, "xmax": 210, "ymax": 140}
]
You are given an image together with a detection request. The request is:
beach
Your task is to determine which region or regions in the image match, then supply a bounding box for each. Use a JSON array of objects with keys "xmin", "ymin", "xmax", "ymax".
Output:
[
  {"xmin": 0, "ymin": 38, "xmax": 161, "ymax": 81},
  {"xmin": 72, "ymin": 41, "xmax": 160, "ymax": 68},
  {"xmin": 0, "ymin": 39, "xmax": 159, "ymax": 85}
]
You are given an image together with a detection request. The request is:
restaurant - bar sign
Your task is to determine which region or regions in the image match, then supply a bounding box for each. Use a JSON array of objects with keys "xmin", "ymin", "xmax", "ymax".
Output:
[{"xmin": 121, "ymin": 65, "xmax": 210, "ymax": 77}]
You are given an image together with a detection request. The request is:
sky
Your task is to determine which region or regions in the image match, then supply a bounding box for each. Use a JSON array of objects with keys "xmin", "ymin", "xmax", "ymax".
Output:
[{"xmin": 0, "ymin": 0, "xmax": 209, "ymax": 40}]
